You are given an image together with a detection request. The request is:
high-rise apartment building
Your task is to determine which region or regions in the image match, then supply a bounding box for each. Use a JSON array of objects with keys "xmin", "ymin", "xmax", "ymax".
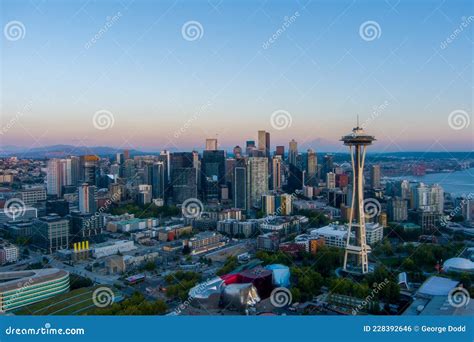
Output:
[
  {"xmin": 272, "ymin": 156, "xmax": 282, "ymax": 191},
  {"xmin": 78, "ymin": 183, "xmax": 97, "ymax": 214},
  {"xmin": 370, "ymin": 165, "xmax": 381, "ymax": 189},
  {"xmin": 247, "ymin": 157, "xmax": 268, "ymax": 209},
  {"xmin": 306, "ymin": 149, "xmax": 318, "ymax": 186},
  {"xmin": 288, "ymin": 139, "xmax": 298, "ymax": 166}
]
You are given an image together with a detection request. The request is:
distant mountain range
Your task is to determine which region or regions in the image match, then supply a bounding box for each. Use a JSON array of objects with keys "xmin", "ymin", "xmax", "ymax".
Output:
[
  {"xmin": 0, "ymin": 145, "xmax": 146, "ymax": 158},
  {"xmin": 0, "ymin": 144, "xmax": 471, "ymax": 160}
]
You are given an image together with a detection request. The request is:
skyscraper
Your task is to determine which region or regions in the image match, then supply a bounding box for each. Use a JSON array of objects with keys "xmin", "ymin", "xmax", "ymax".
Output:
[
  {"xmin": 306, "ymin": 149, "xmax": 318, "ymax": 186},
  {"xmin": 323, "ymin": 154, "xmax": 334, "ymax": 177},
  {"xmin": 205, "ymin": 138, "xmax": 218, "ymax": 151},
  {"xmin": 247, "ymin": 157, "xmax": 268, "ymax": 209},
  {"xmin": 288, "ymin": 139, "xmax": 298, "ymax": 166},
  {"xmin": 170, "ymin": 152, "xmax": 197, "ymax": 204},
  {"xmin": 202, "ymin": 150, "xmax": 226, "ymax": 201},
  {"xmin": 233, "ymin": 146, "xmax": 242, "ymax": 158},
  {"xmin": 146, "ymin": 162, "xmax": 165, "ymax": 200},
  {"xmin": 388, "ymin": 197, "xmax": 408, "ymax": 221},
  {"xmin": 265, "ymin": 131, "xmax": 271, "ymax": 157},
  {"xmin": 116, "ymin": 153, "xmax": 124, "ymax": 165},
  {"xmin": 246, "ymin": 140, "xmax": 256, "ymax": 156},
  {"xmin": 275, "ymin": 145, "xmax": 285, "ymax": 157},
  {"xmin": 46, "ymin": 159, "xmax": 66, "ymax": 197},
  {"xmin": 78, "ymin": 183, "xmax": 97, "ymax": 214},
  {"xmin": 258, "ymin": 130, "xmax": 267, "ymax": 152},
  {"xmin": 341, "ymin": 122, "xmax": 376, "ymax": 274},
  {"xmin": 271, "ymin": 156, "xmax": 282, "ymax": 191},
  {"xmin": 370, "ymin": 165, "xmax": 381, "ymax": 189},
  {"xmin": 234, "ymin": 166, "xmax": 247, "ymax": 210},
  {"xmin": 159, "ymin": 150, "xmax": 171, "ymax": 181},
  {"xmin": 326, "ymin": 172, "xmax": 336, "ymax": 189},
  {"xmin": 80, "ymin": 155, "xmax": 100, "ymax": 186},
  {"xmin": 430, "ymin": 184, "xmax": 444, "ymax": 214}
]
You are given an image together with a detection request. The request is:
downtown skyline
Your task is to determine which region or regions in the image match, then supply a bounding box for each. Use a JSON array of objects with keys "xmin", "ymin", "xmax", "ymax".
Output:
[{"xmin": 1, "ymin": 0, "xmax": 472, "ymax": 152}]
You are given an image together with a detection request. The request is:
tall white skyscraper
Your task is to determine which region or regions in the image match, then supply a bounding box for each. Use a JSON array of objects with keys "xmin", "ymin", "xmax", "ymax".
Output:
[
  {"xmin": 78, "ymin": 183, "xmax": 97, "ymax": 214},
  {"xmin": 247, "ymin": 157, "xmax": 268, "ymax": 209},
  {"xmin": 46, "ymin": 159, "xmax": 66, "ymax": 196}
]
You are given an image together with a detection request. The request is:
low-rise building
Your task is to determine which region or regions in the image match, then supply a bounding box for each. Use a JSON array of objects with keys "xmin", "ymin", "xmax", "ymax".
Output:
[
  {"xmin": 0, "ymin": 269, "xmax": 69, "ymax": 312},
  {"xmin": 0, "ymin": 243, "xmax": 19, "ymax": 264},
  {"xmin": 257, "ymin": 232, "xmax": 280, "ymax": 252},
  {"xmin": 310, "ymin": 224, "xmax": 348, "ymax": 248},
  {"xmin": 92, "ymin": 240, "xmax": 136, "ymax": 258},
  {"xmin": 185, "ymin": 232, "xmax": 226, "ymax": 255}
]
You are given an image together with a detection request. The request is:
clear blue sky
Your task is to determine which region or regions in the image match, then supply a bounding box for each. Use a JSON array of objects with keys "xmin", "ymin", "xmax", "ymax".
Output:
[{"xmin": 1, "ymin": 0, "xmax": 472, "ymax": 153}]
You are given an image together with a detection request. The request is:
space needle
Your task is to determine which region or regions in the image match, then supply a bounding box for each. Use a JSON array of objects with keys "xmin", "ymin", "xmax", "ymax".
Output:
[{"xmin": 341, "ymin": 118, "xmax": 375, "ymax": 275}]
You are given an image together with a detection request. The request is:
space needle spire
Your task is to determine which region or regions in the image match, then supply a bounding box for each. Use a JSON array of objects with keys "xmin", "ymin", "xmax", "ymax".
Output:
[{"xmin": 341, "ymin": 119, "xmax": 376, "ymax": 274}]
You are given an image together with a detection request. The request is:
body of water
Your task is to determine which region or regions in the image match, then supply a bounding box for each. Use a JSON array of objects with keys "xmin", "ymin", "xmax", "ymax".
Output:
[{"xmin": 389, "ymin": 168, "xmax": 474, "ymax": 198}]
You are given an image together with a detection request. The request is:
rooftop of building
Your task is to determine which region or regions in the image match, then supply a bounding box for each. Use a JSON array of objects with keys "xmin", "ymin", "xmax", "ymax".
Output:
[
  {"xmin": 0, "ymin": 268, "xmax": 69, "ymax": 293},
  {"xmin": 443, "ymin": 257, "xmax": 474, "ymax": 272},
  {"xmin": 417, "ymin": 276, "xmax": 459, "ymax": 297},
  {"xmin": 37, "ymin": 214, "xmax": 67, "ymax": 222}
]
